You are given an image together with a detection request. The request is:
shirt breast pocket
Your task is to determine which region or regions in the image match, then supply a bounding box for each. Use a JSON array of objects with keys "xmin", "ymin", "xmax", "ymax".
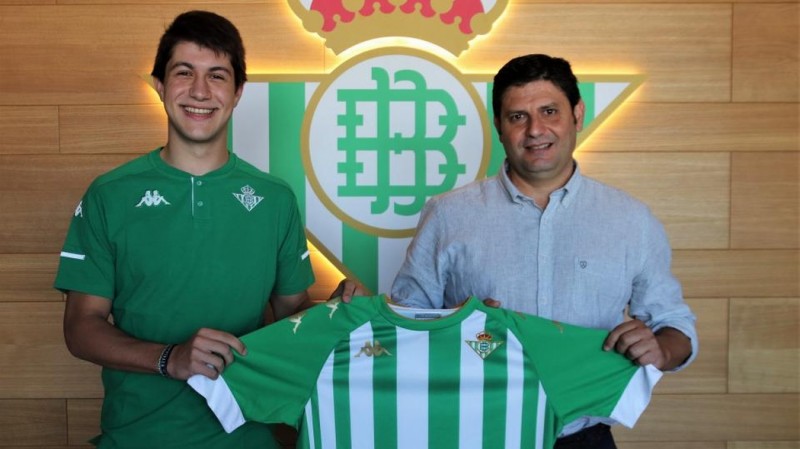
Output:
[{"xmin": 570, "ymin": 255, "xmax": 629, "ymax": 325}]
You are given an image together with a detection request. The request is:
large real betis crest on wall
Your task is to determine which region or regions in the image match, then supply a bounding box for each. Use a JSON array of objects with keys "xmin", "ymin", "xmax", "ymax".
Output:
[{"xmin": 231, "ymin": 0, "xmax": 643, "ymax": 294}]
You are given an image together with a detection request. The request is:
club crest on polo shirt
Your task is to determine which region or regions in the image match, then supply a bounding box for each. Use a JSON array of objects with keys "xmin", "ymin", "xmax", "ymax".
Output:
[
  {"xmin": 233, "ymin": 185, "xmax": 264, "ymax": 212},
  {"xmin": 466, "ymin": 331, "xmax": 503, "ymax": 359},
  {"xmin": 135, "ymin": 190, "xmax": 171, "ymax": 207}
]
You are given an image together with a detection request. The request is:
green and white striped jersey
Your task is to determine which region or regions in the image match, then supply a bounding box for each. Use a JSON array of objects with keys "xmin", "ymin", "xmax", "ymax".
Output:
[{"xmin": 189, "ymin": 296, "xmax": 661, "ymax": 449}]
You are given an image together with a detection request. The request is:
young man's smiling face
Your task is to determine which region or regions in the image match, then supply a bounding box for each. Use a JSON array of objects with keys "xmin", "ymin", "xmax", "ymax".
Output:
[
  {"xmin": 494, "ymin": 79, "xmax": 585, "ymax": 195},
  {"xmin": 155, "ymin": 41, "xmax": 243, "ymax": 148}
]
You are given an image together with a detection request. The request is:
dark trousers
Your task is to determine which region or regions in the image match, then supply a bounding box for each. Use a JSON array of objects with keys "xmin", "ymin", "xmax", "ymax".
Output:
[{"xmin": 554, "ymin": 424, "xmax": 617, "ymax": 449}]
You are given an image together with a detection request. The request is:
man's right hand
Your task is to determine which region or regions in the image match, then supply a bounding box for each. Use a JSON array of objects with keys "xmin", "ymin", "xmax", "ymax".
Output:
[{"xmin": 167, "ymin": 328, "xmax": 247, "ymax": 380}]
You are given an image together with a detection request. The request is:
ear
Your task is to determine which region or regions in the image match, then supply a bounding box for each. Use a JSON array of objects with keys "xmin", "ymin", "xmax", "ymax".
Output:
[
  {"xmin": 573, "ymin": 99, "xmax": 586, "ymax": 132},
  {"xmin": 232, "ymin": 83, "xmax": 245, "ymax": 108},
  {"xmin": 153, "ymin": 77, "xmax": 165, "ymax": 102}
]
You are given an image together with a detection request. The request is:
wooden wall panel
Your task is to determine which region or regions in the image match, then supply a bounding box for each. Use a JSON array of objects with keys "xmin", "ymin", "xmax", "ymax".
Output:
[
  {"xmin": 0, "ymin": 4, "xmax": 324, "ymax": 106},
  {"xmin": 582, "ymin": 103, "xmax": 800, "ymax": 153},
  {"xmin": 0, "ymin": 154, "xmax": 139, "ymax": 253},
  {"xmin": 614, "ymin": 394, "xmax": 799, "ymax": 441},
  {"xmin": 0, "ymin": 106, "xmax": 59, "ymax": 154},
  {"xmin": 453, "ymin": 4, "xmax": 731, "ymax": 102},
  {"xmin": 0, "ymin": 303, "xmax": 103, "ymax": 399},
  {"xmin": 66, "ymin": 399, "xmax": 101, "ymax": 447},
  {"xmin": 0, "ymin": 399, "xmax": 66, "ymax": 446},
  {"xmin": 657, "ymin": 298, "xmax": 728, "ymax": 394},
  {"xmin": 0, "ymin": 254, "xmax": 61, "ymax": 302},
  {"xmin": 732, "ymin": 4, "xmax": 800, "ymax": 102},
  {"xmin": 728, "ymin": 443, "xmax": 800, "ymax": 449},
  {"xmin": 0, "ymin": 191, "xmax": 81, "ymax": 254},
  {"xmin": 60, "ymin": 104, "xmax": 166, "ymax": 154},
  {"xmin": 674, "ymin": 250, "xmax": 800, "ymax": 298},
  {"xmin": 729, "ymin": 297, "xmax": 800, "ymax": 393},
  {"xmin": 731, "ymin": 152, "xmax": 800, "ymax": 249},
  {"xmin": 579, "ymin": 152, "xmax": 730, "ymax": 249}
]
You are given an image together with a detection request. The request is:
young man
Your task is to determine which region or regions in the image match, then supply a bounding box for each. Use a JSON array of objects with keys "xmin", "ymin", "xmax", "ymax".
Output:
[
  {"xmin": 55, "ymin": 11, "xmax": 359, "ymax": 448},
  {"xmin": 391, "ymin": 54, "xmax": 698, "ymax": 449}
]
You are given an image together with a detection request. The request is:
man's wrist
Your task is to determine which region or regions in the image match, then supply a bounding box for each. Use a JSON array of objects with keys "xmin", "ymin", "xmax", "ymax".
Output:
[{"xmin": 157, "ymin": 344, "xmax": 176, "ymax": 377}]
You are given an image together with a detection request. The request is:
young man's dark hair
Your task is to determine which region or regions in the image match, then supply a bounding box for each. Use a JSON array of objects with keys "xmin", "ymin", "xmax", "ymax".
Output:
[
  {"xmin": 491, "ymin": 54, "xmax": 581, "ymax": 119},
  {"xmin": 150, "ymin": 10, "xmax": 247, "ymax": 89}
]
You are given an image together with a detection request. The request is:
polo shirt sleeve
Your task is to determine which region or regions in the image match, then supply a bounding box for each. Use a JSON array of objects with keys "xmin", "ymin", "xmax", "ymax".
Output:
[{"xmin": 54, "ymin": 185, "xmax": 115, "ymax": 299}]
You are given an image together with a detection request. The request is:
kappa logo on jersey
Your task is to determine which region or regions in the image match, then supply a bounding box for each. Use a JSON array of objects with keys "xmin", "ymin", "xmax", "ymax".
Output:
[
  {"xmin": 466, "ymin": 331, "xmax": 503, "ymax": 359},
  {"xmin": 326, "ymin": 298, "xmax": 341, "ymax": 319},
  {"xmin": 74, "ymin": 200, "xmax": 83, "ymax": 218},
  {"xmin": 355, "ymin": 340, "xmax": 392, "ymax": 357},
  {"xmin": 233, "ymin": 185, "xmax": 264, "ymax": 212},
  {"xmin": 289, "ymin": 312, "xmax": 306, "ymax": 334},
  {"xmin": 135, "ymin": 190, "xmax": 171, "ymax": 207}
]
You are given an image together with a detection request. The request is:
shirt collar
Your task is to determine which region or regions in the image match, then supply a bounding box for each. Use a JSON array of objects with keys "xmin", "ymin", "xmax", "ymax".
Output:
[{"xmin": 497, "ymin": 159, "xmax": 584, "ymax": 208}]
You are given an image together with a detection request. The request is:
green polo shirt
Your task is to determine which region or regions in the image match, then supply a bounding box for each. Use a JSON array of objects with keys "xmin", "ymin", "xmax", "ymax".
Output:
[{"xmin": 55, "ymin": 148, "xmax": 315, "ymax": 448}]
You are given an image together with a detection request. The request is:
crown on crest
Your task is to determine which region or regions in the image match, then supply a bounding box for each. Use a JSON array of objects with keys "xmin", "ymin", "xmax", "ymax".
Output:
[
  {"xmin": 476, "ymin": 331, "xmax": 492, "ymax": 341},
  {"xmin": 287, "ymin": 0, "xmax": 509, "ymax": 55}
]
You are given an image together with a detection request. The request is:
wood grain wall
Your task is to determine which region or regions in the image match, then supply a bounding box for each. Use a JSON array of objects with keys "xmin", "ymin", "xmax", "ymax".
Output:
[{"xmin": 0, "ymin": 0, "xmax": 797, "ymax": 447}]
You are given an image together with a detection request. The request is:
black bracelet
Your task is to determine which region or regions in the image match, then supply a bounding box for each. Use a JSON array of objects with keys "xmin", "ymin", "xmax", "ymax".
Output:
[{"xmin": 157, "ymin": 344, "xmax": 176, "ymax": 378}]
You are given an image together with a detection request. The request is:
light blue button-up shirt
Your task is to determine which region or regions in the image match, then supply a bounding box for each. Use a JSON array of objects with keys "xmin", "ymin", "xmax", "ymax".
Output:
[{"xmin": 392, "ymin": 162, "xmax": 698, "ymax": 366}]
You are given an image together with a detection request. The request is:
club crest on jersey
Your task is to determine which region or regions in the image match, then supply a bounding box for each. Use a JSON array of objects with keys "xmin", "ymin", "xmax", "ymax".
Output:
[
  {"xmin": 355, "ymin": 340, "xmax": 392, "ymax": 357},
  {"xmin": 136, "ymin": 190, "xmax": 171, "ymax": 207},
  {"xmin": 466, "ymin": 331, "xmax": 503, "ymax": 359},
  {"xmin": 233, "ymin": 185, "xmax": 264, "ymax": 212}
]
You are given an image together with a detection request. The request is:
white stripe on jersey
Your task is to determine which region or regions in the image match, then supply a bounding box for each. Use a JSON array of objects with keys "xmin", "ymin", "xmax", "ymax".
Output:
[
  {"xmin": 396, "ymin": 326, "xmax": 428, "ymax": 449},
  {"xmin": 60, "ymin": 251, "xmax": 85, "ymax": 260},
  {"xmin": 316, "ymin": 352, "xmax": 337, "ymax": 447},
  {"xmin": 459, "ymin": 311, "xmax": 487, "ymax": 449},
  {"xmin": 536, "ymin": 382, "xmax": 547, "ymax": 449},
  {"xmin": 304, "ymin": 401, "xmax": 317, "ymax": 449},
  {"xmin": 349, "ymin": 322, "xmax": 375, "ymax": 449},
  {"xmin": 505, "ymin": 331, "xmax": 525, "ymax": 449}
]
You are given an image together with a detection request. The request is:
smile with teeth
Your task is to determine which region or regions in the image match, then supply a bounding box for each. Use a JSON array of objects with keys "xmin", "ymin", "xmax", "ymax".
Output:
[
  {"xmin": 527, "ymin": 142, "xmax": 552, "ymax": 150},
  {"xmin": 184, "ymin": 106, "xmax": 214, "ymax": 115}
]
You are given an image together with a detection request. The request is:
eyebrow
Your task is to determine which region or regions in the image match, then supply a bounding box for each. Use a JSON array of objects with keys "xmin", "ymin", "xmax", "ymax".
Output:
[{"xmin": 168, "ymin": 61, "xmax": 233, "ymax": 75}]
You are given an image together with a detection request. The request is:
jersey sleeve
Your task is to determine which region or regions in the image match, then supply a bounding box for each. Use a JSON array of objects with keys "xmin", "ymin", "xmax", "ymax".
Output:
[
  {"xmin": 53, "ymin": 184, "xmax": 115, "ymax": 299},
  {"xmin": 513, "ymin": 314, "xmax": 662, "ymax": 432},
  {"xmin": 188, "ymin": 297, "xmax": 375, "ymax": 432}
]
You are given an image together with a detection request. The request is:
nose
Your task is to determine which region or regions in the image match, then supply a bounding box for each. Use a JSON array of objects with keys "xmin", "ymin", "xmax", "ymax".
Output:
[
  {"xmin": 527, "ymin": 115, "xmax": 546, "ymax": 138},
  {"xmin": 189, "ymin": 77, "xmax": 210, "ymax": 100}
]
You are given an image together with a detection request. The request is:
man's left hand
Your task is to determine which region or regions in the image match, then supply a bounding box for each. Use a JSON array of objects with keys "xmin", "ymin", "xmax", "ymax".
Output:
[{"xmin": 603, "ymin": 319, "xmax": 667, "ymax": 369}]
